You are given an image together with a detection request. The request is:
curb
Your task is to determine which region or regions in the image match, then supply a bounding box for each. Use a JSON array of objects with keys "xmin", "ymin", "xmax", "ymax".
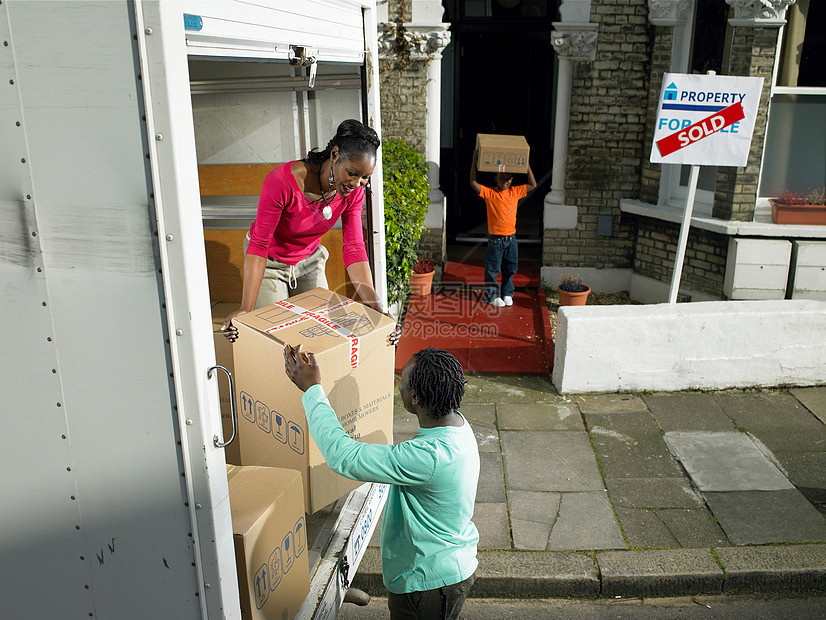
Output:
[{"xmin": 351, "ymin": 545, "xmax": 826, "ymax": 598}]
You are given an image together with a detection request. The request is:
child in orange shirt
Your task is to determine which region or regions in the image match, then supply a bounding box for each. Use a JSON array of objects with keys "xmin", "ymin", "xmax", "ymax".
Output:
[{"xmin": 470, "ymin": 151, "xmax": 536, "ymax": 307}]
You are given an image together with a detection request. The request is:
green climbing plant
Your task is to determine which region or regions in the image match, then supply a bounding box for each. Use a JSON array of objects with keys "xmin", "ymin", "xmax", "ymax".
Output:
[{"xmin": 382, "ymin": 138, "xmax": 429, "ymax": 305}]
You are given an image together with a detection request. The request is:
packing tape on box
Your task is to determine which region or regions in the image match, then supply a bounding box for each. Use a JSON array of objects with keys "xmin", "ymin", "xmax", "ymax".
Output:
[{"xmin": 265, "ymin": 299, "xmax": 361, "ymax": 368}]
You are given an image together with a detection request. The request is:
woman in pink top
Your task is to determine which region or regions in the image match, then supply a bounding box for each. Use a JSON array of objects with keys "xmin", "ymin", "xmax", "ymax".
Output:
[{"xmin": 222, "ymin": 120, "xmax": 390, "ymax": 342}]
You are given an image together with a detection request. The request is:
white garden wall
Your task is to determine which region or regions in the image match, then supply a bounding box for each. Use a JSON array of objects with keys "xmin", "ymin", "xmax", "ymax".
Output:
[{"xmin": 552, "ymin": 300, "xmax": 826, "ymax": 393}]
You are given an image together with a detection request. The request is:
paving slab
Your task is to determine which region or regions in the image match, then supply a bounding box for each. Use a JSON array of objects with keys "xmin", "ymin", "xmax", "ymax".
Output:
[
  {"xmin": 459, "ymin": 402, "xmax": 497, "ymax": 427},
  {"xmin": 716, "ymin": 544, "xmax": 826, "ymax": 593},
  {"xmin": 774, "ymin": 450, "xmax": 826, "ymax": 503},
  {"xmin": 473, "ymin": 502, "xmax": 512, "ymax": 550},
  {"xmin": 643, "ymin": 392, "xmax": 736, "ymax": 432},
  {"xmin": 597, "ymin": 549, "xmax": 723, "ymax": 597},
  {"xmin": 576, "ymin": 393, "xmax": 648, "ymax": 414},
  {"xmin": 663, "ymin": 431, "xmax": 793, "ymax": 491},
  {"xmin": 713, "ymin": 391, "xmax": 826, "ymax": 452},
  {"xmin": 501, "ymin": 431, "xmax": 604, "ymax": 492},
  {"xmin": 508, "ymin": 490, "xmax": 561, "ymax": 550},
  {"xmin": 477, "ymin": 452, "xmax": 506, "ymax": 503},
  {"xmin": 605, "ymin": 477, "xmax": 704, "ymax": 509},
  {"xmin": 790, "ymin": 386, "xmax": 826, "ymax": 425},
  {"xmin": 547, "ymin": 491, "xmax": 625, "ymax": 550},
  {"xmin": 392, "ymin": 399, "xmax": 419, "ymax": 434},
  {"xmin": 497, "ymin": 402, "xmax": 585, "ymax": 431},
  {"xmin": 588, "ymin": 412, "xmax": 684, "ymax": 479},
  {"xmin": 463, "ymin": 374, "xmax": 558, "ymax": 404},
  {"xmin": 656, "ymin": 508, "xmax": 730, "ymax": 548},
  {"xmin": 474, "ymin": 551, "xmax": 600, "ymax": 597},
  {"xmin": 615, "ymin": 508, "xmax": 679, "ymax": 549},
  {"xmin": 703, "ymin": 489, "xmax": 826, "ymax": 545}
]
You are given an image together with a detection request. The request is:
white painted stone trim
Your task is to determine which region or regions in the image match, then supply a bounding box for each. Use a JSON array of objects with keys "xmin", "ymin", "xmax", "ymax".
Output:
[
  {"xmin": 648, "ymin": 0, "xmax": 693, "ymax": 27},
  {"xmin": 727, "ymin": 0, "xmax": 796, "ymax": 27},
  {"xmin": 552, "ymin": 300, "xmax": 826, "ymax": 393}
]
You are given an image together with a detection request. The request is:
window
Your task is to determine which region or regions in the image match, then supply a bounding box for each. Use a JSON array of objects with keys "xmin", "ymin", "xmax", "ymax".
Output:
[
  {"xmin": 660, "ymin": 0, "xmax": 732, "ymax": 215},
  {"xmin": 759, "ymin": 0, "xmax": 826, "ymax": 198}
]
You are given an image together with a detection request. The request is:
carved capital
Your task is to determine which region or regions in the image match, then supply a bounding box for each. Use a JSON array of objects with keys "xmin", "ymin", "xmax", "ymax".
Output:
[
  {"xmin": 648, "ymin": 0, "xmax": 693, "ymax": 26},
  {"xmin": 378, "ymin": 23, "xmax": 451, "ymax": 60},
  {"xmin": 551, "ymin": 23, "xmax": 599, "ymax": 61},
  {"xmin": 726, "ymin": 0, "xmax": 797, "ymax": 27}
]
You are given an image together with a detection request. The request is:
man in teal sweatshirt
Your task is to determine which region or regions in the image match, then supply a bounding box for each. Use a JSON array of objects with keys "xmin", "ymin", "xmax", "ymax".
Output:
[{"xmin": 284, "ymin": 344, "xmax": 479, "ymax": 620}]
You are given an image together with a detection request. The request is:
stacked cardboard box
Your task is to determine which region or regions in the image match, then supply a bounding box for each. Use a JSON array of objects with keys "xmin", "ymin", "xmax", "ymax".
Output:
[
  {"xmin": 233, "ymin": 288, "xmax": 395, "ymax": 513},
  {"xmin": 476, "ymin": 133, "xmax": 530, "ymax": 173},
  {"xmin": 226, "ymin": 465, "xmax": 308, "ymax": 619}
]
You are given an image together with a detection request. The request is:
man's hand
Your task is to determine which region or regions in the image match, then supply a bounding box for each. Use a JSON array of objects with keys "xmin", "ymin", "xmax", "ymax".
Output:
[{"xmin": 283, "ymin": 343, "xmax": 322, "ymax": 392}]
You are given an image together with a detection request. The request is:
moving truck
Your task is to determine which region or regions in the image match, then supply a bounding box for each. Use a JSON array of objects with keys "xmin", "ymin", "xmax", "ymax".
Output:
[{"xmin": 0, "ymin": 1, "xmax": 389, "ymax": 618}]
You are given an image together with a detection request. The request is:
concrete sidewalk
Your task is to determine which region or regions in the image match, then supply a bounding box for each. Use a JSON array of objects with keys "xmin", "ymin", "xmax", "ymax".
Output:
[{"xmin": 353, "ymin": 377, "xmax": 826, "ymax": 598}]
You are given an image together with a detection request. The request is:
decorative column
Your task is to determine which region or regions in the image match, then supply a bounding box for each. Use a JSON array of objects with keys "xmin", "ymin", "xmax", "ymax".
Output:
[
  {"xmin": 544, "ymin": 23, "xmax": 598, "ymax": 229},
  {"xmin": 377, "ymin": 1, "xmax": 450, "ymax": 263},
  {"xmin": 405, "ymin": 25, "xmax": 451, "ymax": 240},
  {"xmin": 712, "ymin": 0, "xmax": 796, "ymax": 220}
]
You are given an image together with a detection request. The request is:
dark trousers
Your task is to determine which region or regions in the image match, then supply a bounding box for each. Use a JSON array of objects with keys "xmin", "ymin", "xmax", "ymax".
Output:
[
  {"xmin": 484, "ymin": 234, "xmax": 518, "ymax": 302},
  {"xmin": 387, "ymin": 574, "xmax": 476, "ymax": 620}
]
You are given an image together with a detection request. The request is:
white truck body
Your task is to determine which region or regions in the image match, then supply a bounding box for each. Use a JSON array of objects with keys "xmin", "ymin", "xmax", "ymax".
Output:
[{"xmin": 0, "ymin": 1, "xmax": 386, "ymax": 618}]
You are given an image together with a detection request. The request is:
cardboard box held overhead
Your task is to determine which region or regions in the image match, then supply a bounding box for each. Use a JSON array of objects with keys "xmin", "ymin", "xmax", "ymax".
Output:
[
  {"xmin": 226, "ymin": 465, "xmax": 309, "ymax": 620},
  {"xmin": 233, "ymin": 288, "xmax": 395, "ymax": 513},
  {"xmin": 476, "ymin": 133, "xmax": 530, "ymax": 174},
  {"xmin": 213, "ymin": 302, "xmax": 241, "ymax": 465}
]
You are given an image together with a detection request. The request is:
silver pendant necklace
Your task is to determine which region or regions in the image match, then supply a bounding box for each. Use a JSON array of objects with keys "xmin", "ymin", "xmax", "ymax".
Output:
[{"xmin": 316, "ymin": 161, "xmax": 335, "ymax": 220}]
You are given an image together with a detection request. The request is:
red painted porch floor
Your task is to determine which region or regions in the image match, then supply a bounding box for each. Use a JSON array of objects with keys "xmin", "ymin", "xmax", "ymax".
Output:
[{"xmin": 394, "ymin": 260, "xmax": 554, "ymax": 375}]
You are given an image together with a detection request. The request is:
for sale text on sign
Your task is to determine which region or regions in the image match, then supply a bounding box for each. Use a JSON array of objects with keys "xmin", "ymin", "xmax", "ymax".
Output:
[{"xmin": 650, "ymin": 73, "xmax": 763, "ymax": 167}]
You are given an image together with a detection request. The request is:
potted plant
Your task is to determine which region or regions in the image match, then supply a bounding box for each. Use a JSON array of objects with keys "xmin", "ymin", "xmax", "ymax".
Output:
[
  {"xmin": 409, "ymin": 258, "xmax": 435, "ymax": 295},
  {"xmin": 770, "ymin": 188, "xmax": 826, "ymax": 225},
  {"xmin": 383, "ymin": 138, "xmax": 430, "ymax": 304},
  {"xmin": 558, "ymin": 272, "xmax": 591, "ymax": 306}
]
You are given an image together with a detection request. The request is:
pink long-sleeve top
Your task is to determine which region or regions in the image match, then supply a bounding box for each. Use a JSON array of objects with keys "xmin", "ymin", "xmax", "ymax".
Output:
[{"xmin": 246, "ymin": 161, "xmax": 369, "ymax": 267}]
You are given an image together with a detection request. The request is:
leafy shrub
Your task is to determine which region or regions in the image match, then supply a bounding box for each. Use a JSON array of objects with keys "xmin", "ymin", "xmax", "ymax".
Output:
[{"xmin": 383, "ymin": 139, "xmax": 430, "ymax": 304}]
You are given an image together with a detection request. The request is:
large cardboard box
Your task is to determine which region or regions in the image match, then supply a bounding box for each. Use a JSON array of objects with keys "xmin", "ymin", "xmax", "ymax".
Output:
[
  {"xmin": 233, "ymin": 288, "xmax": 395, "ymax": 512},
  {"xmin": 476, "ymin": 133, "xmax": 530, "ymax": 173},
  {"xmin": 213, "ymin": 302, "xmax": 241, "ymax": 464},
  {"xmin": 226, "ymin": 465, "xmax": 309, "ymax": 620}
]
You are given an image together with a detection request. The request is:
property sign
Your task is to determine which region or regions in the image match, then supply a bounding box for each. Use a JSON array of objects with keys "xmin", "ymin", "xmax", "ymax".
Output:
[{"xmin": 650, "ymin": 73, "xmax": 763, "ymax": 166}]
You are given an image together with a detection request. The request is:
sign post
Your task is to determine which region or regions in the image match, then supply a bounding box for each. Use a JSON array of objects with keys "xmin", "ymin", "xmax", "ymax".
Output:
[{"xmin": 650, "ymin": 72, "xmax": 763, "ymax": 303}]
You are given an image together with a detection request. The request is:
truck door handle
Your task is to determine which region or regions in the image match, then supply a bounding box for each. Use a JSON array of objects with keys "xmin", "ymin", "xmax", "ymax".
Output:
[{"xmin": 207, "ymin": 365, "xmax": 237, "ymax": 449}]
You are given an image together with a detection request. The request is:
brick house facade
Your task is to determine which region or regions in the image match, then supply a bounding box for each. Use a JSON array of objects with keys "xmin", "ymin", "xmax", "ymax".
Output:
[{"xmin": 379, "ymin": 0, "xmax": 825, "ymax": 301}]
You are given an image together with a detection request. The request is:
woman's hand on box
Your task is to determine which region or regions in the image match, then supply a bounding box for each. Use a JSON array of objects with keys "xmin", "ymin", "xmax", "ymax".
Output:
[
  {"xmin": 221, "ymin": 308, "xmax": 250, "ymax": 343},
  {"xmin": 283, "ymin": 343, "xmax": 322, "ymax": 392}
]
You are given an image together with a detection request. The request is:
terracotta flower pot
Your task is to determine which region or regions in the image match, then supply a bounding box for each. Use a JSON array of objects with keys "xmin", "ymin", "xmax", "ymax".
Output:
[
  {"xmin": 770, "ymin": 199, "xmax": 826, "ymax": 226},
  {"xmin": 557, "ymin": 284, "xmax": 590, "ymax": 306},
  {"xmin": 410, "ymin": 270, "xmax": 435, "ymax": 295}
]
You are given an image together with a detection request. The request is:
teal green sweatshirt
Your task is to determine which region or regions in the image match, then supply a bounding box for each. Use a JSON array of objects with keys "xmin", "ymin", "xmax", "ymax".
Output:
[{"xmin": 302, "ymin": 384, "xmax": 480, "ymax": 594}]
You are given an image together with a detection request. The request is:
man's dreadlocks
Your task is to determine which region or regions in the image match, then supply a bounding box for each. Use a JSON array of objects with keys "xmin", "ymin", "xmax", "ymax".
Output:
[{"xmin": 409, "ymin": 347, "xmax": 466, "ymax": 419}]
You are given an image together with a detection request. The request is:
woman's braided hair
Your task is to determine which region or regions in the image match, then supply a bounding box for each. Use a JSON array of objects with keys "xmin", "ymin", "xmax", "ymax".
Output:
[
  {"xmin": 304, "ymin": 119, "xmax": 380, "ymax": 166},
  {"xmin": 409, "ymin": 347, "xmax": 466, "ymax": 419}
]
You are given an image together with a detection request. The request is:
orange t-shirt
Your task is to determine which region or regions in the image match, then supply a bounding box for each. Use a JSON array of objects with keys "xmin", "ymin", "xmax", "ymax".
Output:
[{"xmin": 478, "ymin": 184, "xmax": 527, "ymax": 236}]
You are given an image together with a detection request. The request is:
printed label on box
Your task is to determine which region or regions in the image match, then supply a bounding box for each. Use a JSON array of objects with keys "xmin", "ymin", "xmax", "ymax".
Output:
[{"xmin": 252, "ymin": 515, "xmax": 306, "ymax": 609}]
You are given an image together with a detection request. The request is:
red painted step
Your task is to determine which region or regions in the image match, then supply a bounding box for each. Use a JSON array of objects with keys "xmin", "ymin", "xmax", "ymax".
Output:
[
  {"xmin": 394, "ymin": 287, "xmax": 553, "ymax": 375},
  {"xmin": 440, "ymin": 259, "xmax": 541, "ymax": 288}
]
